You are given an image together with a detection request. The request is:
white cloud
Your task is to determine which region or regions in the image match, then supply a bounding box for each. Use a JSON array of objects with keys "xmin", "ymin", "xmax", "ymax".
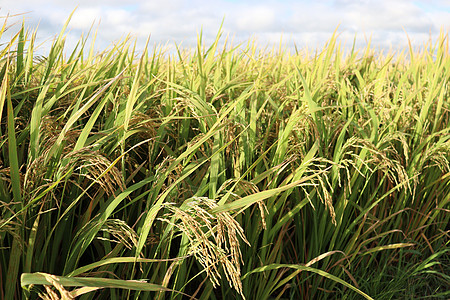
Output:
[
  {"xmin": 140, "ymin": 0, "xmax": 184, "ymax": 13},
  {"xmin": 234, "ymin": 6, "xmax": 276, "ymax": 32},
  {"xmin": 1, "ymin": 0, "xmax": 449, "ymax": 56},
  {"xmin": 70, "ymin": 7, "xmax": 102, "ymax": 30}
]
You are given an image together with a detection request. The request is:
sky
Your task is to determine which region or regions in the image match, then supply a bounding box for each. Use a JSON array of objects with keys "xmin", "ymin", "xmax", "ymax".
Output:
[{"xmin": 1, "ymin": 0, "xmax": 450, "ymax": 55}]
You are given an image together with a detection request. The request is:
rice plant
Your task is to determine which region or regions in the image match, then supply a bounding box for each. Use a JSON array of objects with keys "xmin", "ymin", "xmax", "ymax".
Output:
[{"xmin": 0, "ymin": 15, "xmax": 449, "ymax": 299}]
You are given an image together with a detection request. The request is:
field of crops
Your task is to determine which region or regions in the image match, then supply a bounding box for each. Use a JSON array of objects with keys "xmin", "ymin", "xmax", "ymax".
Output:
[{"xmin": 1, "ymin": 16, "xmax": 449, "ymax": 299}]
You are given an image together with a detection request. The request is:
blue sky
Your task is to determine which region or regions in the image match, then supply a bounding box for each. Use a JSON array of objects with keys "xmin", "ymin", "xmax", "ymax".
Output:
[{"xmin": 1, "ymin": 0, "xmax": 450, "ymax": 54}]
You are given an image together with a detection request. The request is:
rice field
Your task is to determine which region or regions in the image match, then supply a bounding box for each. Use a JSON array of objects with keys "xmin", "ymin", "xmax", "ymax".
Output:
[{"xmin": 0, "ymin": 15, "xmax": 449, "ymax": 299}]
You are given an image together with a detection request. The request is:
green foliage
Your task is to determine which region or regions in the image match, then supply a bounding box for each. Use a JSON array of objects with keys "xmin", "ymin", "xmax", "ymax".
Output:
[{"xmin": 0, "ymin": 16, "xmax": 448, "ymax": 299}]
